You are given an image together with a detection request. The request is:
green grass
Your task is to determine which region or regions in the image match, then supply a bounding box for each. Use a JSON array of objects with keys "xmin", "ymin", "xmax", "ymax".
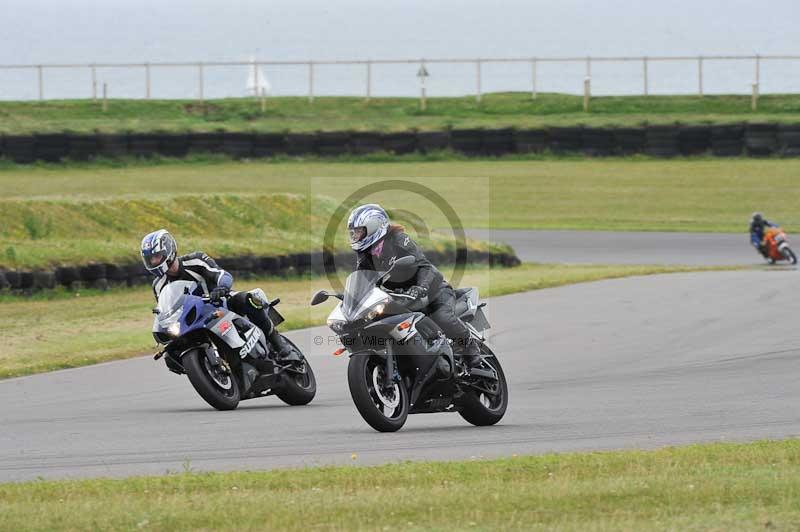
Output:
[
  {"xmin": 0, "ymin": 263, "xmax": 734, "ymax": 380},
  {"xmin": 2, "ymin": 92, "xmax": 800, "ymax": 134},
  {"xmin": 1, "ymin": 159, "xmax": 798, "ymax": 269},
  {"xmin": 0, "ymin": 192, "xmax": 508, "ymax": 269},
  {"xmin": 1, "ymin": 439, "xmax": 798, "ymax": 531}
]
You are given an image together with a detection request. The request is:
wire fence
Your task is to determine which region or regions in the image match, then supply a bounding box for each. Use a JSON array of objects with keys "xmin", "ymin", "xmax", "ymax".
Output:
[{"xmin": 1, "ymin": 54, "xmax": 799, "ymax": 102}]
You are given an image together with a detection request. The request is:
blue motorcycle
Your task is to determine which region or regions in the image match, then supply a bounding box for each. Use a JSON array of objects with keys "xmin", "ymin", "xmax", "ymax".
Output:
[{"xmin": 152, "ymin": 280, "xmax": 316, "ymax": 410}]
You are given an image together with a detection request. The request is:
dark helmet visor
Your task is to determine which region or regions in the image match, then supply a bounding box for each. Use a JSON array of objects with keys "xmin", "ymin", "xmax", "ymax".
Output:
[{"xmin": 147, "ymin": 252, "xmax": 167, "ymax": 267}]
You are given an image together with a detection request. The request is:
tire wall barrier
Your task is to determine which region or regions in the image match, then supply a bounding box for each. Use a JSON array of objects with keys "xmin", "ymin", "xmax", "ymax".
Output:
[
  {"xmin": 0, "ymin": 249, "xmax": 521, "ymax": 294},
  {"xmin": 3, "ymin": 124, "xmax": 800, "ymax": 163}
]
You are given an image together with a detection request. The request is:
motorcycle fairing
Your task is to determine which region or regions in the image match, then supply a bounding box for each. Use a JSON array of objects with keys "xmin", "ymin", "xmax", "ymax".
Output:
[
  {"xmin": 363, "ymin": 312, "xmax": 427, "ymax": 342},
  {"xmin": 238, "ymin": 326, "xmax": 268, "ymax": 359},
  {"xmin": 208, "ymin": 313, "xmax": 245, "ymax": 349}
]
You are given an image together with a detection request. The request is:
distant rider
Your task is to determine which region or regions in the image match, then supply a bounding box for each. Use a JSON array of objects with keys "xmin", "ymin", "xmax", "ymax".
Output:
[
  {"xmin": 347, "ymin": 204, "xmax": 481, "ymax": 369},
  {"xmin": 140, "ymin": 229, "xmax": 292, "ymax": 359},
  {"xmin": 749, "ymin": 212, "xmax": 777, "ymax": 259}
]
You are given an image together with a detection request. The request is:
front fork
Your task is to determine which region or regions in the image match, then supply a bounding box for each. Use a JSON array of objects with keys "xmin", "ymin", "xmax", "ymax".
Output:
[
  {"xmin": 384, "ymin": 344, "xmax": 400, "ymax": 387},
  {"xmin": 206, "ymin": 341, "xmax": 245, "ymax": 390}
]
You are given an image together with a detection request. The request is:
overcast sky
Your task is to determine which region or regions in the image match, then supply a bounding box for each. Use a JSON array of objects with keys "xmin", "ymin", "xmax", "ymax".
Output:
[{"xmin": 2, "ymin": 0, "xmax": 797, "ymax": 63}]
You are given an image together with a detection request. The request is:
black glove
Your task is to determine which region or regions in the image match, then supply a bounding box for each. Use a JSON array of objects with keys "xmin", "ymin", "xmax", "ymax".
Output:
[
  {"xmin": 209, "ymin": 286, "xmax": 230, "ymax": 305},
  {"xmin": 407, "ymin": 285, "xmax": 428, "ymax": 301}
]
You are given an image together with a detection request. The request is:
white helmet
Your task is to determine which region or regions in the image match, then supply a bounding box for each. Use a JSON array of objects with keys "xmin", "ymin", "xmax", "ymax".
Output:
[{"xmin": 347, "ymin": 204, "xmax": 389, "ymax": 252}]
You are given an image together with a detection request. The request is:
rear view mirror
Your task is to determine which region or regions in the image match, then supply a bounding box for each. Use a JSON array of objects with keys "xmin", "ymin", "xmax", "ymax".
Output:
[
  {"xmin": 385, "ymin": 255, "xmax": 417, "ymax": 283},
  {"xmin": 393, "ymin": 256, "xmax": 416, "ymax": 269},
  {"xmin": 310, "ymin": 290, "xmax": 330, "ymax": 306}
]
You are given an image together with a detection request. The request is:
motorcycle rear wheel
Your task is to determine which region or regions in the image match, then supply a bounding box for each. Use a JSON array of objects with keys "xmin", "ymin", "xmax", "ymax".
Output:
[
  {"xmin": 274, "ymin": 336, "xmax": 317, "ymax": 406},
  {"xmin": 348, "ymin": 353, "xmax": 409, "ymax": 432},
  {"xmin": 458, "ymin": 347, "xmax": 508, "ymax": 427},
  {"xmin": 184, "ymin": 350, "xmax": 240, "ymax": 411}
]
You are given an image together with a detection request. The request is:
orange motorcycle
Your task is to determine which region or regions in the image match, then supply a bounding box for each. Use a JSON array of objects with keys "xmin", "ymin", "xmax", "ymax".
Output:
[{"xmin": 763, "ymin": 227, "xmax": 798, "ymax": 265}]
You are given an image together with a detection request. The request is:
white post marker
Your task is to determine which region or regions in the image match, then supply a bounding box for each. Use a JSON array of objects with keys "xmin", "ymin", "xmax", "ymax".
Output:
[
  {"xmin": 476, "ymin": 60, "xmax": 482, "ymax": 103},
  {"xmin": 145, "ymin": 63, "xmax": 151, "ymax": 99},
  {"xmin": 37, "ymin": 65, "xmax": 43, "ymax": 100},
  {"xmin": 583, "ymin": 77, "xmax": 591, "ymax": 112},
  {"xmin": 91, "ymin": 64, "xmax": 97, "ymax": 102},
  {"xmin": 755, "ymin": 54, "xmax": 761, "ymax": 86},
  {"xmin": 643, "ymin": 56, "xmax": 649, "ymax": 96},
  {"xmin": 752, "ymin": 82, "xmax": 759, "ymax": 111},
  {"xmin": 198, "ymin": 63, "xmax": 204, "ymax": 103},
  {"xmin": 531, "ymin": 59, "xmax": 537, "ymax": 99},
  {"xmin": 366, "ymin": 61, "xmax": 372, "ymax": 102},
  {"xmin": 308, "ymin": 62, "xmax": 314, "ymax": 103},
  {"xmin": 698, "ymin": 56, "xmax": 704, "ymax": 96},
  {"xmin": 102, "ymin": 82, "xmax": 108, "ymax": 112},
  {"xmin": 417, "ymin": 62, "xmax": 429, "ymax": 111}
]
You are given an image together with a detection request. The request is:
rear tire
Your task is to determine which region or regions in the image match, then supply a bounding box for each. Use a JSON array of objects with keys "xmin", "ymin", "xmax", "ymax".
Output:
[
  {"xmin": 183, "ymin": 350, "xmax": 240, "ymax": 411},
  {"xmin": 347, "ymin": 353, "xmax": 409, "ymax": 432},
  {"xmin": 458, "ymin": 346, "xmax": 508, "ymax": 427},
  {"xmin": 274, "ymin": 336, "xmax": 317, "ymax": 406}
]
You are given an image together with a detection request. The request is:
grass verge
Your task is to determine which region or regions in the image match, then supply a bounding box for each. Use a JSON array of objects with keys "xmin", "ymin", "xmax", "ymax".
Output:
[
  {"xmin": 1, "ymin": 159, "xmax": 800, "ymax": 263},
  {"xmin": 0, "ymin": 263, "xmax": 737, "ymax": 380},
  {"xmin": 1, "ymin": 439, "xmax": 798, "ymax": 531},
  {"xmin": 2, "ymin": 92, "xmax": 800, "ymax": 134},
  {"xmin": 0, "ymin": 192, "xmax": 508, "ymax": 269}
]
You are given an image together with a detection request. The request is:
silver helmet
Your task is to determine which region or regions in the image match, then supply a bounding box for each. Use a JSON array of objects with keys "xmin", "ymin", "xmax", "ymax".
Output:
[{"xmin": 347, "ymin": 204, "xmax": 389, "ymax": 252}]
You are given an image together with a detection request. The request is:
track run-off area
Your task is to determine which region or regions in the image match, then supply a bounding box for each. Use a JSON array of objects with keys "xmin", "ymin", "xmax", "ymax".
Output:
[{"xmin": 0, "ymin": 231, "xmax": 798, "ymax": 482}]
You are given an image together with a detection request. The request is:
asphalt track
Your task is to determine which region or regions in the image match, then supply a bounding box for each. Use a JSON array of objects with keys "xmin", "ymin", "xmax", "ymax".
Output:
[
  {"xmin": 1, "ymin": 235, "xmax": 799, "ymax": 482},
  {"xmin": 466, "ymin": 229, "xmax": 756, "ymax": 265}
]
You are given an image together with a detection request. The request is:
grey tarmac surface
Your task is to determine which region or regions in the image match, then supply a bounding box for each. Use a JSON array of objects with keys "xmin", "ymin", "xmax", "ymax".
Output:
[
  {"xmin": 466, "ymin": 229, "xmax": 759, "ymax": 265},
  {"xmin": 1, "ymin": 269, "xmax": 799, "ymax": 482}
]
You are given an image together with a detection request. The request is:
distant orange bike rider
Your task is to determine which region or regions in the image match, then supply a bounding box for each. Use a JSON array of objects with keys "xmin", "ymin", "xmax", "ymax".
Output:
[{"xmin": 749, "ymin": 212, "xmax": 777, "ymax": 259}]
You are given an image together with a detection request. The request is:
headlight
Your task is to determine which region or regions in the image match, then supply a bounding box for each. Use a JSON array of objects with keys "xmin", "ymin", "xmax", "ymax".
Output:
[
  {"xmin": 167, "ymin": 322, "xmax": 181, "ymax": 338},
  {"xmin": 327, "ymin": 319, "xmax": 346, "ymax": 333},
  {"xmin": 366, "ymin": 304, "xmax": 386, "ymax": 321}
]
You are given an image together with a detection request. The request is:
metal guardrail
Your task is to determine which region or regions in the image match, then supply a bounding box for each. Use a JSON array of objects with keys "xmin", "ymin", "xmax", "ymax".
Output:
[{"xmin": 1, "ymin": 54, "xmax": 797, "ymax": 102}]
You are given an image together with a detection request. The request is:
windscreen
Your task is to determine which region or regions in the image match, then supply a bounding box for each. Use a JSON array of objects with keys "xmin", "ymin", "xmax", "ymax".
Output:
[
  {"xmin": 156, "ymin": 280, "xmax": 197, "ymax": 327},
  {"xmin": 342, "ymin": 270, "xmax": 383, "ymax": 318}
]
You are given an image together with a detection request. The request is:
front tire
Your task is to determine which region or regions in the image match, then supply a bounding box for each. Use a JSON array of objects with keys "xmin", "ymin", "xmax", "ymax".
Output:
[
  {"xmin": 347, "ymin": 353, "xmax": 409, "ymax": 432},
  {"xmin": 183, "ymin": 350, "xmax": 240, "ymax": 411},
  {"xmin": 274, "ymin": 336, "xmax": 317, "ymax": 406},
  {"xmin": 782, "ymin": 246, "xmax": 797, "ymax": 265},
  {"xmin": 458, "ymin": 346, "xmax": 508, "ymax": 427}
]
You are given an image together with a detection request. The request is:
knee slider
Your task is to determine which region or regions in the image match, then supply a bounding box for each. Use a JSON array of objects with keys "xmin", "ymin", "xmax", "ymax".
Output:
[{"xmin": 246, "ymin": 288, "xmax": 269, "ymax": 309}]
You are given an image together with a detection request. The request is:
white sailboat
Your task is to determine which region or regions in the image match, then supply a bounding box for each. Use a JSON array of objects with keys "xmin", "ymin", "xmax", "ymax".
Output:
[{"xmin": 246, "ymin": 56, "xmax": 271, "ymax": 96}]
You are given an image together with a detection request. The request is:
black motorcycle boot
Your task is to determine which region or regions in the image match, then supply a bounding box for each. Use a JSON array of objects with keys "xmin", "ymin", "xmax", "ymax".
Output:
[
  {"xmin": 268, "ymin": 329, "xmax": 296, "ymax": 361},
  {"xmin": 456, "ymin": 338, "xmax": 482, "ymax": 368},
  {"xmin": 435, "ymin": 355, "xmax": 452, "ymax": 379}
]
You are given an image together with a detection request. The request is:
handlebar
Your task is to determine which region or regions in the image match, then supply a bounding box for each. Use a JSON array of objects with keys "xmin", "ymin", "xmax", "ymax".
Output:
[
  {"xmin": 386, "ymin": 289, "xmax": 414, "ymax": 298},
  {"xmin": 385, "ymin": 288, "xmax": 428, "ymax": 311},
  {"xmin": 201, "ymin": 294, "xmax": 230, "ymax": 307}
]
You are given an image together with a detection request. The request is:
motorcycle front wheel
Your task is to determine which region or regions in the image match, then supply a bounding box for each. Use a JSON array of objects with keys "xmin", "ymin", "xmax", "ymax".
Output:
[
  {"xmin": 184, "ymin": 350, "xmax": 240, "ymax": 411},
  {"xmin": 782, "ymin": 246, "xmax": 798, "ymax": 265},
  {"xmin": 457, "ymin": 346, "xmax": 508, "ymax": 427},
  {"xmin": 347, "ymin": 353, "xmax": 409, "ymax": 432},
  {"xmin": 274, "ymin": 336, "xmax": 317, "ymax": 406}
]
